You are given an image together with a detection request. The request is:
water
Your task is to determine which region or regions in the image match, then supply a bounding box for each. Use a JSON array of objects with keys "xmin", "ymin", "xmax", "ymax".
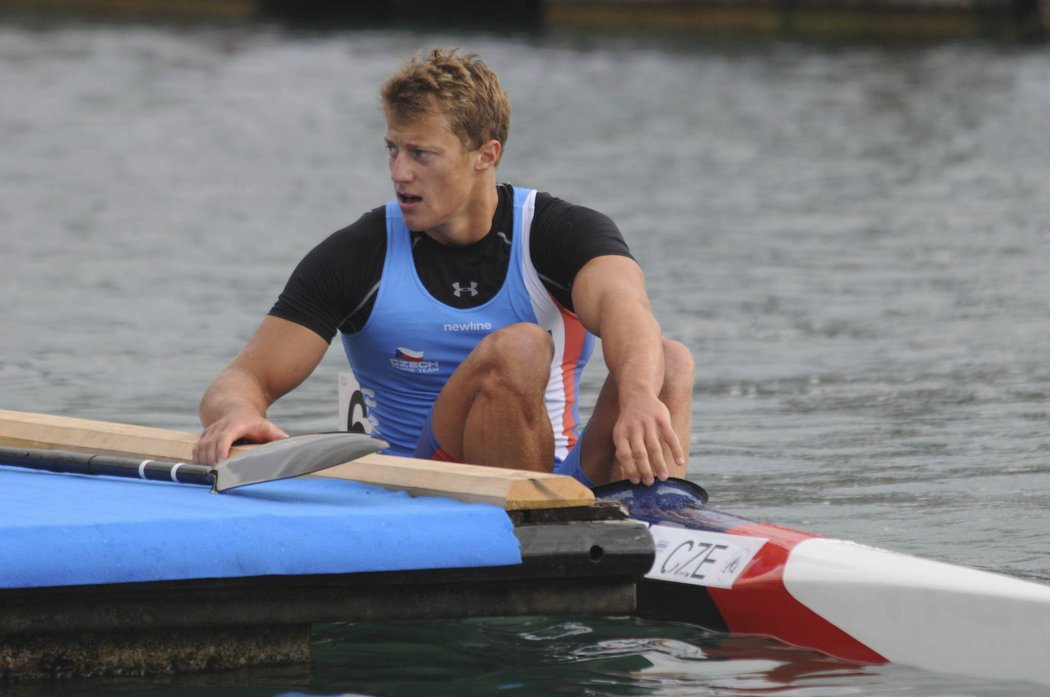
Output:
[{"xmin": 2, "ymin": 14, "xmax": 1050, "ymax": 696}]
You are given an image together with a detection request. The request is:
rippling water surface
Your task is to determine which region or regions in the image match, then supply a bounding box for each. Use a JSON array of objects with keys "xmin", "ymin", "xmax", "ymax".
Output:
[{"xmin": 2, "ymin": 14, "xmax": 1049, "ymax": 697}]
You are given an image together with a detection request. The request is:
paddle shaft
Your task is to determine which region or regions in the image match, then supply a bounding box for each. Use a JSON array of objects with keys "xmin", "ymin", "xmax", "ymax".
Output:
[{"xmin": 0, "ymin": 445, "xmax": 213, "ymax": 486}]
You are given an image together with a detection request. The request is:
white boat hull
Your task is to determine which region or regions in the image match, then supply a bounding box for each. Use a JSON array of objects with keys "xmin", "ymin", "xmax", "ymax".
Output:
[{"xmin": 595, "ymin": 479, "xmax": 1050, "ymax": 687}]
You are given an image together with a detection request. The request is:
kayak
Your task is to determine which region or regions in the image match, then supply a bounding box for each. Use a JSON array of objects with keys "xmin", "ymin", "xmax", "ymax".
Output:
[{"xmin": 595, "ymin": 478, "xmax": 1050, "ymax": 687}]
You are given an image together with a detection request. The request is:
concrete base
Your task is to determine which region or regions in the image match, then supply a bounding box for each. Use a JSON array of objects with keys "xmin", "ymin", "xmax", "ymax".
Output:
[
  {"xmin": 0, "ymin": 625, "xmax": 309, "ymax": 681},
  {"xmin": 0, "ymin": 576, "xmax": 635, "ymax": 681}
]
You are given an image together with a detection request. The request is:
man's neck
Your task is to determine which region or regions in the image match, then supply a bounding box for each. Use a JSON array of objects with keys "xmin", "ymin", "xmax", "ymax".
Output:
[{"xmin": 425, "ymin": 178, "xmax": 499, "ymax": 247}]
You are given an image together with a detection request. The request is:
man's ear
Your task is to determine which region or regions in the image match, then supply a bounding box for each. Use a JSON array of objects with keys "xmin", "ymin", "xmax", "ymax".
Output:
[{"xmin": 475, "ymin": 139, "xmax": 502, "ymax": 171}]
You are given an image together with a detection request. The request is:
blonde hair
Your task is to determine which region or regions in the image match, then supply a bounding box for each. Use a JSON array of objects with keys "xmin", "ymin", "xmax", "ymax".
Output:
[{"xmin": 380, "ymin": 48, "xmax": 510, "ymax": 162}]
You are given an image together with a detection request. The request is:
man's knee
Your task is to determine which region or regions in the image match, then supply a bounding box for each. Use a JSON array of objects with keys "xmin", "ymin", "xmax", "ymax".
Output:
[
  {"xmin": 661, "ymin": 338, "xmax": 695, "ymax": 396},
  {"xmin": 473, "ymin": 324, "xmax": 553, "ymax": 393}
]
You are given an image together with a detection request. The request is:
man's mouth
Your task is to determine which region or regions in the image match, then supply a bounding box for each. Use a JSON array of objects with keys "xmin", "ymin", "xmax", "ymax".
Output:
[{"xmin": 398, "ymin": 193, "xmax": 422, "ymax": 204}]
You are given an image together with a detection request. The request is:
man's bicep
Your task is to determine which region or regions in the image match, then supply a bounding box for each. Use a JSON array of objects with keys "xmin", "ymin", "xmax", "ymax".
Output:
[
  {"xmin": 270, "ymin": 208, "xmax": 387, "ymax": 339},
  {"xmin": 232, "ymin": 316, "xmax": 331, "ymax": 402},
  {"xmin": 571, "ymin": 256, "xmax": 650, "ymax": 337},
  {"xmin": 531, "ymin": 194, "xmax": 633, "ymax": 312}
]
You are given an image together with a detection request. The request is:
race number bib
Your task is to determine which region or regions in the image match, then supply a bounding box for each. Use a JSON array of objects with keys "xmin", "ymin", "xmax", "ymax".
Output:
[{"xmin": 338, "ymin": 372, "xmax": 374, "ymax": 435}]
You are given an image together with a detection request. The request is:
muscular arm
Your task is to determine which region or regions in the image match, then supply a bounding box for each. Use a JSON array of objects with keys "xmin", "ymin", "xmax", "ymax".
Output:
[
  {"xmin": 194, "ymin": 209, "xmax": 385, "ymax": 465},
  {"xmin": 194, "ymin": 316, "xmax": 330, "ymax": 465},
  {"xmin": 571, "ymin": 255, "xmax": 685, "ymax": 484}
]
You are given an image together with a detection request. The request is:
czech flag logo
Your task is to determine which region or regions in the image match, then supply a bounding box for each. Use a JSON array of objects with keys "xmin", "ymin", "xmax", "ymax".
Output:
[{"xmin": 395, "ymin": 347, "xmax": 424, "ymax": 363}]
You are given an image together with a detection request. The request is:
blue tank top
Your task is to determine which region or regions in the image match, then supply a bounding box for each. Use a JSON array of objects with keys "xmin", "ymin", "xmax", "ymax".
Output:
[{"xmin": 342, "ymin": 187, "xmax": 595, "ymax": 459}]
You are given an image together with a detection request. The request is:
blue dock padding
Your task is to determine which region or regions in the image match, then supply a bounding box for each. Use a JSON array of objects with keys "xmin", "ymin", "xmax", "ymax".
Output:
[{"xmin": 0, "ymin": 465, "xmax": 522, "ymax": 589}]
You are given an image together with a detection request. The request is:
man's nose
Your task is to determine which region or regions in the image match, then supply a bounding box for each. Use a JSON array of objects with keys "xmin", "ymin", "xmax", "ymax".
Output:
[{"xmin": 390, "ymin": 153, "xmax": 413, "ymax": 183}]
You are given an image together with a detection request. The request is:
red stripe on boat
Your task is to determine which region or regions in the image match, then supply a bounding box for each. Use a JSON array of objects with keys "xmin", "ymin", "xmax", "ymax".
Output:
[{"xmin": 709, "ymin": 522, "xmax": 889, "ymax": 664}]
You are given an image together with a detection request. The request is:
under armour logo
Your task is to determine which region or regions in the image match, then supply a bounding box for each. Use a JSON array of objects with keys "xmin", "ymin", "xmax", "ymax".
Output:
[{"xmin": 452, "ymin": 281, "xmax": 479, "ymax": 298}]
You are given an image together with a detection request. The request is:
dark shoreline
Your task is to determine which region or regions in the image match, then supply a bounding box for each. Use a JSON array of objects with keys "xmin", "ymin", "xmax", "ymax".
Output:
[{"xmin": 0, "ymin": 0, "xmax": 1046, "ymax": 39}]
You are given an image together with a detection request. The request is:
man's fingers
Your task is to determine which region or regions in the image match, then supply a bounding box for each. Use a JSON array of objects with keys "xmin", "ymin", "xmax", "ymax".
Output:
[
  {"xmin": 193, "ymin": 430, "xmax": 233, "ymax": 466},
  {"xmin": 635, "ymin": 442, "xmax": 657, "ymax": 486},
  {"xmin": 193, "ymin": 418, "xmax": 288, "ymax": 466},
  {"xmin": 615, "ymin": 433, "xmax": 658, "ymax": 486},
  {"xmin": 250, "ymin": 421, "xmax": 289, "ymax": 444},
  {"xmin": 641, "ymin": 415, "xmax": 684, "ymax": 481},
  {"xmin": 646, "ymin": 433, "xmax": 668, "ymax": 482},
  {"xmin": 613, "ymin": 417, "xmax": 686, "ymax": 486},
  {"xmin": 614, "ymin": 434, "xmax": 642, "ymax": 485},
  {"xmin": 660, "ymin": 422, "xmax": 686, "ymax": 470},
  {"xmin": 667, "ymin": 421, "xmax": 684, "ymax": 466}
]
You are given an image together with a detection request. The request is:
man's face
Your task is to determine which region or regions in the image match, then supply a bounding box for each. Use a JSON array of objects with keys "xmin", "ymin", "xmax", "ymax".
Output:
[{"xmin": 385, "ymin": 111, "xmax": 482, "ymax": 243}]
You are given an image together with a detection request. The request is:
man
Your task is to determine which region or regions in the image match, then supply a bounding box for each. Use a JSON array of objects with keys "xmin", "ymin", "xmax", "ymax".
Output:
[{"xmin": 194, "ymin": 48, "xmax": 694, "ymax": 487}]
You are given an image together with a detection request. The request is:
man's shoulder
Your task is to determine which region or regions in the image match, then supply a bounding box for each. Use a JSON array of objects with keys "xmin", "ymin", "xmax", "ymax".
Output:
[
  {"xmin": 533, "ymin": 190, "xmax": 558, "ymax": 209},
  {"xmin": 501, "ymin": 184, "xmax": 572, "ymax": 212},
  {"xmin": 532, "ymin": 190, "xmax": 568, "ymax": 215},
  {"xmin": 290, "ymin": 206, "xmax": 388, "ymax": 279},
  {"xmin": 329, "ymin": 205, "xmax": 387, "ymax": 240},
  {"xmin": 301, "ymin": 205, "xmax": 385, "ymax": 257},
  {"xmin": 530, "ymin": 192, "xmax": 620, "ymax": 236}
]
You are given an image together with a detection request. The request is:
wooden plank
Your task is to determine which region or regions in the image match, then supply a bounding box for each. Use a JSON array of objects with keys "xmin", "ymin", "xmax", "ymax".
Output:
[
  {"xmin": 0, "ymin": 409, "xmax": 595, "ymax": 510},
  {"xmin": 318, "ymin": 454, "xmax": 594, "ymax": 510},
  {"xmin": 0, "ymin": 408, "xmax": 212, "ymax": 461}
]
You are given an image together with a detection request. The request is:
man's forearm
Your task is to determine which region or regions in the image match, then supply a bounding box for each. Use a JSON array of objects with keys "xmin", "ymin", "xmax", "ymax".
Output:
[
  {"xmin": 596, "ymin": 293, "xmax": 667, "ymax": 401},
  {"xmin": 198, "ymin": 367, "xmax": 271, "ymax": 427}
]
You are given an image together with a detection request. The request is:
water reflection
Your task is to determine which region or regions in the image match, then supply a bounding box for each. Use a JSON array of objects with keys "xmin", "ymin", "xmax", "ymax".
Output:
[{"xmin": 309, "ymin": 618, "xmax": 873, "ymax": 696}]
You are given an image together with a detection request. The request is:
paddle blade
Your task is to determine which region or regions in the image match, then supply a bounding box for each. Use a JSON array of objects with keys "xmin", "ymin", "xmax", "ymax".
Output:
[{"xmin": 212, "ymin": 433, "xmax": 388, "ymax": 493}]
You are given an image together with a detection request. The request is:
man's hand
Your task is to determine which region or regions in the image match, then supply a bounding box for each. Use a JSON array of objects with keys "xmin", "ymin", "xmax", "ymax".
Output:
[
  {"xmin": 193, "ymin": 412, "xmax": 289, "ymax": 466},
  {"xmin": 612, "ymin": 393, "xmax": 686, "ymax": 486}
]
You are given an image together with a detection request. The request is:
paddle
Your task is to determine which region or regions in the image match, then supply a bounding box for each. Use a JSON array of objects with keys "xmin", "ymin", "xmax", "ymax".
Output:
[{"xmin": 0, "ymin": 432, "xmax": 388, "ymax": 493}]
